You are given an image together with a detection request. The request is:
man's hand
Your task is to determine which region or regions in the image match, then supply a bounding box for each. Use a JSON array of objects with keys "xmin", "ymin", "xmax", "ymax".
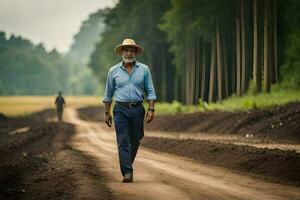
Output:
[
  {"xmin": 145, "ymin": 110, "xmax": 154, "ymax": 123},
  {"xmin": 105, "ymin": 112, "xmax": 112, "ymax": 127}
]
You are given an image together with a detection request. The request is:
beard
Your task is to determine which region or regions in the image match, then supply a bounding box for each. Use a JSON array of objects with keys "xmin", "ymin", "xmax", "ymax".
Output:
[{"xmin": 122, "ymin": 56, "xmax": 136, "ymax": 63}]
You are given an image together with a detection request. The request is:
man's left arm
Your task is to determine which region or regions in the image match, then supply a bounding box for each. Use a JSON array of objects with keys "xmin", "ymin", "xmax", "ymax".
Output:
[
  {"xmin": 146, "ymin": 100, "xmax": 155, "ymax": 123},
  {"xmin": 144, "ymin": 67, "xmax": 157, "ymax": 123}
]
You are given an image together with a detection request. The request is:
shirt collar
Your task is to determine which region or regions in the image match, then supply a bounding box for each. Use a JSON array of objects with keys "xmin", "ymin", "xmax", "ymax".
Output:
[{"xmin": 119, "ymin": 61, "xmax": 139, "ymax": 69}]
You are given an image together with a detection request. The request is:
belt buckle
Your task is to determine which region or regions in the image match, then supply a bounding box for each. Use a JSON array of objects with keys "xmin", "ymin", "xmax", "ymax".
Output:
[{"xmin": 129, "ymin": 102, "xmax": 136, "ymax": 108}]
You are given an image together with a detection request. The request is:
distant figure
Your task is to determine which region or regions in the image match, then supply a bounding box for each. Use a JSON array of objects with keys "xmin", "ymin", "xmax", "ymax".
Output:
[{"xmin": 55, "ymin": 91, "xmax": 65, "ymax": 121}]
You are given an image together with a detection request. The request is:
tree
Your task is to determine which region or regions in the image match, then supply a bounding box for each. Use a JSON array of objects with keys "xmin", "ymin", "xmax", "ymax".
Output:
[
  {"xmin": 216, "ymin": 21, "xmax": 223, "ymax": 102},
  {"xmin": 264, "ymin": 0, "xmax": 271, "ymax": 93},
  {"xmin": 0, "ymin": 31, "xmax": 97, "ymax": 95},
  {"xmin": 253, "ymin": 0, "xmax": 260, "ymax": 93},
  {"xmin": 236, "ymin": 0, "xmax": 242, "ymax": 96},
  {"xmin": 209, "ymin": 37, "xmax": 217, "ymax": 103}
]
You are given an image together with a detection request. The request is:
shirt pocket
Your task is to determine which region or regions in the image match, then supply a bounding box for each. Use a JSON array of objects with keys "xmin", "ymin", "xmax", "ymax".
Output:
[
  {"xmin": 114, "ymin": 73, "xmax": 128, "ymax": 87},
  {"xmin": 132, "ymin": 74, "xmax": 144, "ymax": 87}
]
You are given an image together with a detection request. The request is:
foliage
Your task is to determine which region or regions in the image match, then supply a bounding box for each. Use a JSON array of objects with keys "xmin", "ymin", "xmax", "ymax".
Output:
[
  {"xmin": 281, "ymin": 0, "xmax": 300, "ymax": 88},
  {"xmin": 66, "ymin": 9, "xmax": 107, "ymax": 65},
  {"xmin": 154, "ymin": 100, "xmax": 202, "ymax": 115},
  {"xmin": 0, "ymin": 33, "xmax": 70, "ymax": 95},
  {"xmin": 0, "ymin": 31, "xmax": 99, "ymax": 95}
]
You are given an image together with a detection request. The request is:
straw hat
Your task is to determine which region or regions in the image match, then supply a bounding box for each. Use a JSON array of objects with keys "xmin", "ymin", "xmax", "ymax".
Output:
[{"xmin": 115, "ymin": 39, "xmax": 143, "ymax": 55}]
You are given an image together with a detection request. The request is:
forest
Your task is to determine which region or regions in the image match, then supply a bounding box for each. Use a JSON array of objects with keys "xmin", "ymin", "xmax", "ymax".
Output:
[
  {"xmin": 1, "ymin": 0, "xmax": 300, "ymax": 105},
  {"xmin": 89, "ymin": 0, "xmax": 300, "ymax": 104}
]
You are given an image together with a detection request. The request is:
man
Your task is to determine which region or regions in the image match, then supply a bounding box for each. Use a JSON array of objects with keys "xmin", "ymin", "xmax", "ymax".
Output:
[
  {"xmin": 55, "ymin": 91, "xmax": 65, "ymax": 121},
  {"xmin": 103, "ymin": 38, "xmax": 157, "ymax": 183}
]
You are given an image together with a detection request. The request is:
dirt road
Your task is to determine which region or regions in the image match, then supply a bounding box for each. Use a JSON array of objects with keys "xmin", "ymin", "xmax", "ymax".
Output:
[{"xmin": 64, "ymin": 107, "xmax": 300, "ymax": 200}]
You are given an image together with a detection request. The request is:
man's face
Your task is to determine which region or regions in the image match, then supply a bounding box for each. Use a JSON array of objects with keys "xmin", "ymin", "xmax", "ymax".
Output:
[{"xmin": 121, "ymin": 47, "xmax": 137, "ymax": 63}]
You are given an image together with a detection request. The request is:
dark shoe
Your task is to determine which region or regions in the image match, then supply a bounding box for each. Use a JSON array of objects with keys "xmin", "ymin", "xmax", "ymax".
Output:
[{"xmin": 122, "ymin": 173, "xmax": 133, "ymax": 183}]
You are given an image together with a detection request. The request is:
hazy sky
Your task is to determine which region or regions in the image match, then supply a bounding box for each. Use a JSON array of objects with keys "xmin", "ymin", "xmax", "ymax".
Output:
[{"xmin": 0, "ymin": 0, "xmax": 115, "ymax": 53}]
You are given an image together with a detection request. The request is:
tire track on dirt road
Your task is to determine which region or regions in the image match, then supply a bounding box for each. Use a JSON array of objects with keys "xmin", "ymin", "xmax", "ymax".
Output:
[{"xmin": 65, "ymin": 107, "xmax": 300, "ymax": 200}]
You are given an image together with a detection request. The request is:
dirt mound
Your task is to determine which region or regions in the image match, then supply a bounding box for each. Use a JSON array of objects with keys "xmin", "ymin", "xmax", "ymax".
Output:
[
  {"xmin": 76, "ymin": 102, "xmax": 300, "ymax": 142},
  {"xmin": 0, "ymin": 109, "xmax": 56, "ymax": 135},
  {"xmin": 0, "ymin": 109, "xmax": 113, "ymax": 200},
  {"xmin": 77, "ymin": 106, "xmax": 104, "ymax": 122},
  {"xmin": 0, "ymin": 113, "xmax": 8, "ymax": 121},
  {"xmin": 142, "ymin": 137, "xmax": 300, "ymax": 186},
  {"xmin": 0, "ymin": 109, "xmax": 57, "ymax": 159},
  {"xmin": 146, "ymin": 102, "xmax": 300, "ymax": 143},
  {"xmin": 0, "ymin": 121, "xmax": 75, "ymax": 199}
]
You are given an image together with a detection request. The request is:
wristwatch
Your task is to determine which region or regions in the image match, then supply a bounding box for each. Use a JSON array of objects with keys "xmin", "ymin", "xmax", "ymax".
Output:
[{"xmin": 148, "ymin": 108, "xmax": 155, "ymax": 112}]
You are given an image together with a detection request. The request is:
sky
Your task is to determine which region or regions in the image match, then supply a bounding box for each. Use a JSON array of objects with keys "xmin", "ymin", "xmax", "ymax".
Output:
[{"xmin": 0, "ymin": 0, "xmax": 115, "ymax": 53}]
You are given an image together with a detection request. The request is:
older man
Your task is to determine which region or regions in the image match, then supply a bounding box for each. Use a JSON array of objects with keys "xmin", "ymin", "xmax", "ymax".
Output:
[{"xmin": 103, "ymin": 39, "xmax": 157, "ymax": 183}]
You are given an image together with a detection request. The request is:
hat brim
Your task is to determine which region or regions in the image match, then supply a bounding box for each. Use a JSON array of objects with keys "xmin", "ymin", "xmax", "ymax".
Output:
[{"xmin": 115, "ymin": 44, "xmax": 143, "ymax": 55}]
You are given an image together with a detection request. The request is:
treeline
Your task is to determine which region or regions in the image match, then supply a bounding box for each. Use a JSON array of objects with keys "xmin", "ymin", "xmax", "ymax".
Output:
[
  {"xmin": 0, "ymin": 32, "xmax": 98, "ymax": 95},
  {"xmin": 89, "ymin": 0, "xmax": 300, "ymax": 104}
]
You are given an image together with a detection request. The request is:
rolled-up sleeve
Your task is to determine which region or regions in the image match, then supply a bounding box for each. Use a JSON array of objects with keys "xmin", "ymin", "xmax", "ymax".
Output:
[
  {"xmin": 144, "ymin": 67, "xmax": 157, "ymax": 100},
  {"xmin": 103, "ymin": 69, "xmax": 114, "ymax": 102}
]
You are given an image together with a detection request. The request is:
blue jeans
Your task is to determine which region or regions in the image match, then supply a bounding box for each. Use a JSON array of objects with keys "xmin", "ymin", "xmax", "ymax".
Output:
[{"xmin": 113, "ymin": 103, "xmax": 145, "ymax": 176}]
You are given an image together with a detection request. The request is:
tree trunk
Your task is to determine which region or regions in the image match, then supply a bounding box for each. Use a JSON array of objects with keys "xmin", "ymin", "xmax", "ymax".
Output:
[
  {"xmin": 257, "ymin": 0, "xmax": 263, "ymax": 92},
  {"xmin": 231, "ymin": 27, "xmax": 236, "ymax": 95},
  {"xmin": 264, "ymin": 0, "xmax": 270, "ymax": 93},
  {"xmin": 209, "ymin": 37, "xmax": 216, "ymax": 103},
  {"xmin": 223, "ymin": 36, "xmax": 229, "ymax": 98},
  {"xmin": 273, "ymin": 0, "xmax": 278, "ymax": 83},
  {"xmin": 187, "ymin": 41, "xmax": 192, "ymax": 104},
  {"xmin": 185, "ymin": 42, "xmax": 190, "ymax": 104},
  {"xmin": 190, "ymin": 38, "xmax": 196, "ymax": 104},
  {"xmin": 165, "ymin": 49, "xmax": 174, "ymax": 102},
  {"xmin": 241, "ymin": 0, "xmax": 246, "ymax": 94},
  {"xmin": 253, "ymin": 0, "xmax": 259, "ymax": 93},
  {"xmin": 216, "ymin": 22, "xmax": 223, "ymax": 102},
  {"xmin": 160, "ymin": 44, "xmax": 167, "ymax": 101},
  {"xmin": 195, "ymin": 37, "xmax": 201, "ymax": 104},
  {"xmin": 236, "ymin": 2, "xmax": 241, "ymax": 96},
  {"xmin": 269, "ymin": 0, "xmax": 275, "ymax": 84},
  {"xmin": 201, "ymin": 43, "xmax": 207, "ymax": 101}
]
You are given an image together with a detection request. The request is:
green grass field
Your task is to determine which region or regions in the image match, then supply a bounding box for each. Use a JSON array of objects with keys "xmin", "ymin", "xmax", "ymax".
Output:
[
  {"xmin": 1, "ymin": 89, "xmax": 299, "ymax": 117},
  {"xmin": 156, "ymin": 89, "xmax": 300, "ymax": 115},
  {"xmin": 0, "ymin": 96, "xmax": 101, "ymax": 117},
  {"xmin": 206, "ymin": 89, "xmax": 300, "ymax": 111}
]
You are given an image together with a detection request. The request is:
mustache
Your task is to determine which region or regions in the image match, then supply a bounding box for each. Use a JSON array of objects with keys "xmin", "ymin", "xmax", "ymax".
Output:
[{"xmin": 123, "ymin": 57, "xmax": 135, "ymax": 63}]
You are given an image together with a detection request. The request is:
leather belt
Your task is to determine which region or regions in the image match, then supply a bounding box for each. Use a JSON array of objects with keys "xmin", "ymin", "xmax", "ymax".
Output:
[{"xmin": 116, "ymin": 101, "xmax": 143, "ymax": 108}]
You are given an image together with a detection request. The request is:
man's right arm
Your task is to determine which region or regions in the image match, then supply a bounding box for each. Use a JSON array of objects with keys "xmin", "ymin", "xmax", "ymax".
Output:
[
  {"xmin": 104, "ymin": 102, "xmax": 112, "ymax": 114},
  {"xmin": 103, "ymin": 69, "xmax": 114, "ymax": 103},
  {"xmin": 103, "ymin": 69, "xmax": 114, "ymax": 127},
  {"xmin": 104, "ymin": 102, "xmax": 112, "ymax": 127}
]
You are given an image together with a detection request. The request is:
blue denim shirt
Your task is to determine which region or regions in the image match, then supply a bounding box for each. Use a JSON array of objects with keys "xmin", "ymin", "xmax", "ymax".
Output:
[{"xmin": 103, "ymin": 61, "xmax": 157, "ymax": 102}]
